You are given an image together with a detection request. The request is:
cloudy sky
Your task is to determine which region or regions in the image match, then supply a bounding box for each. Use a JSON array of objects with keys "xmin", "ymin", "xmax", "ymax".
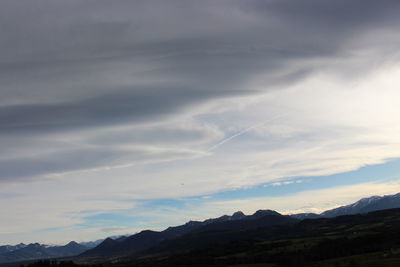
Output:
[{"xmin": 1, "ymin": 0, "xmax": 400, "ymax": 245}]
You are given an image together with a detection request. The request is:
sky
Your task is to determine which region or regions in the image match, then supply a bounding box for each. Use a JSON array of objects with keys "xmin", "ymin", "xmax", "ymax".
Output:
[{"xmin": 1, "ymin": 0, "xmax": 400, "ymax": 245}]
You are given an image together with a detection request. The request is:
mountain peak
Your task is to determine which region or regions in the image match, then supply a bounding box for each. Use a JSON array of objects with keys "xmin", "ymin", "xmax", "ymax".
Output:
[
  {"xmin": 65, "ymin": 241, "xmax": 80, "ymax": 247},
  {"xmin": 97, "ymin": 237, "xmax": 118, "ymax": 248},
  {"xmin": 27, "ymin": 243, "xmax": 43, "ymax": 248},
  {"xmin": 184, "ymin": 220, "xmax": 201, "ymax": 227},
  {"xmin": 354, "ymin": 195, "xmax": 381, "ymax": 205},
  {"xmin": 252, "ymin": 209, "xmax": 280, "ymax": 218},
  {"xmin": 232, "ymin": 211, "xmax": 245, "ymax": 219},
  {"xmin": 104, "ymin": 237, "xmax": 116, "ymax": 243}
]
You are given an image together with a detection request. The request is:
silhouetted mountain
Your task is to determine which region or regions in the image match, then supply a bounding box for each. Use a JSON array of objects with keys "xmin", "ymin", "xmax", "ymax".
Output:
[
  {"xmin": 78, "ymin": 235, "xmax": 127, "ymax": 249},
  {"xmin": 192, "ymin": 211, "xmax": 296, "ymax": 233},
  {"xmin": 162, "ymin": 211, "xmax": 247, "ymax": 239},
  {"xmin": 231, "ymin": 211, "xmax": 246, "ymax": 219},
  {"xmin": 147, "ymin": 212, "xmax": 297, "ymax": 254},
  {"xmin": 78, "ymin": 239, "xmax": 103, "ymax": 249},
  {"xmin": 248, "ymin": 209, "xmax": 280, "ymax": 219},
  {"xmin": 122, "ymin": 208, "xmax": 400, "ymax": 267},
  {"xmin": 47, "ymin": 242, "xmax": 87, "ymax": 256},
  {"xmin": 290, "ymin": 212, "xmax": 320, "ymax": 220},
  {"xmin": 113, "ymin": 235, "xmax": 128, "ymax": 242},
  {"xmin": 0, "ymin": 243, "xmax": 49, "ymax": 263},
  {"xmin": 115, "ymin": 230, "xmax": 169, "ymax": 255},
  {"xmin": 7, "ymin": 192, "xmax": 400, "ymax": 265},
  {"xmin": 0, "ymin": 242, "xmax": 88, "ymax": 264},
  {"xmin": 79, "ymin": 231, "xmax": 169, "ymax": 258},
  {"xmin": 78, "ymin": 192, "xmax": 400, "ymax": 261},
  {"xmin": 79, "ymin": 210, "xmax": 296, "ymax": 259},
  {"xmin": 79, "ymin": 237, "xmax": 117, "ymax": 257},
  {"xmin": 0, "ymin": 244, "xmax": 26, "ymax": 255},
  {"xmin": 22, "ymin": 208, "xmax": 400, "ymax": 267}
]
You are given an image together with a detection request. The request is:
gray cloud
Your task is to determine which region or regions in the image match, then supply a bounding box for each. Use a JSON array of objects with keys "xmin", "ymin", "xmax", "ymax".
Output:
[
  {"xmin": 0, "ymin": 146, "xmax": 203, "ymax": 180},
  {"xmin": 87, "ymin": 124, "xmax": 222, "ymax": 147},
  {"xmin": 0, "ymin": 87, "xmax": 247, "ymax": 134},
  {"xmin": 1, "ymin": 0, "xmax": 400, "ymax": 180}
]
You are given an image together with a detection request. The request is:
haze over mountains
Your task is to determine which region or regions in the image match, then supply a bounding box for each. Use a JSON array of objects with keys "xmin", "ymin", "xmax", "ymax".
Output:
[{"xmin": 2, "ymin": 192, "xmax": 400, "ymax": 264}]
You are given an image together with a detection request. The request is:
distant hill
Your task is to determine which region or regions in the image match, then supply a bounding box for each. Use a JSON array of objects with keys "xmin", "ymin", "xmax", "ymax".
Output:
[
  {"xmin": 78, "ymin": 235, "xmax": 126, "ymax": 249},
  {"xmin": 0, "ymin": 244, "xmax": 26, "ymax": 255},
  {"xmin": 0, "ymin": 242, "xmax": 88, "ymax": 263},
  {"xmin": 80, "ymin": 212, "xmax": 259, "ymax": 258},
  {"xmin": 78, "ymin": 239, "xmax": 103, "ymax": 249},
  {"xmin": 118, "ymin": 208, "xmax": 400, "ymax": 267},
  {"xmin": 290, "ymin": 212, "xmax": 321, "ymax": 220}
]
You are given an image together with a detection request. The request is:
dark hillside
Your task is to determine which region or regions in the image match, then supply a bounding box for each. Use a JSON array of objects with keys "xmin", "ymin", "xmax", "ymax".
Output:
[{"xmin": 110, "ymin": 208, "xmax": 400, "ymax": 267}]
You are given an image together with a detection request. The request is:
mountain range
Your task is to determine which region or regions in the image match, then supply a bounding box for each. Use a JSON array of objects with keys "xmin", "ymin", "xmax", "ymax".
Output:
[
  {"xmin": 78, "ymin": 192, "xmax": 400, "ymax": 261},
  {"xmin": 0, "ymin": 235, "xmax": 128, "ymax": 264},
  {"xmin": 2, "ymin": 192, "xmax": 400, "ymax": 264},
  {"xmin": 291, "ymin": 192, "xmax": 400, "ymax": 219},
  {"xmin": 79, "ymin": 209, "xmax": 297, "ymax": 259},
  {"xmin": 0, "ymin": 242, "xmax": 87, "ymax": 264},
  {"xmin": 119, "ymin": 207, "xmax": 400, "ymax": 267}
]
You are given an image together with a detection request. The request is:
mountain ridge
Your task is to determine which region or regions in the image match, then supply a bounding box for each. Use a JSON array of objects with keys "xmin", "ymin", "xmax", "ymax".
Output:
[
  {"xmin": 292, "ymin": 192, "xmax": 400, "ymax": 219},
  {"xmin": 0, "ymin": 241, "xmax": 87, "ymax": 263},
  {"xmin": 3, "ymin": 192, "xmax": 400, "ymax": 264},
  {"xmin": 80, "ymin": 192, "xmax": 400, "ymax": 259}
]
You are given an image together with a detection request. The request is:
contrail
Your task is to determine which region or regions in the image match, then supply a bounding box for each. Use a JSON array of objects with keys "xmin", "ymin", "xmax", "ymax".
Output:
[{"xmin": 208, "ymin": 114, "xmax": 285, "ymax": 151}]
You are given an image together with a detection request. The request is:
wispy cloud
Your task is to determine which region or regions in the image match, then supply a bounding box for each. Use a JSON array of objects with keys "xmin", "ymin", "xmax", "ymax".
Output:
[
  {"xmin": 208, "ymin": 114, "xmax": 286, "ymax": 151},
  {"xmin": 270, "ymin": 180, "xmax": 304, "ymax": 187}
]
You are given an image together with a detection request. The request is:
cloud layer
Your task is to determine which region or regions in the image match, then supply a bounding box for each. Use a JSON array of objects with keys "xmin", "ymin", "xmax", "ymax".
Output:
[{"xmin": 1, "ymin": 0, "xmax": 400, "ymax": 180}]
